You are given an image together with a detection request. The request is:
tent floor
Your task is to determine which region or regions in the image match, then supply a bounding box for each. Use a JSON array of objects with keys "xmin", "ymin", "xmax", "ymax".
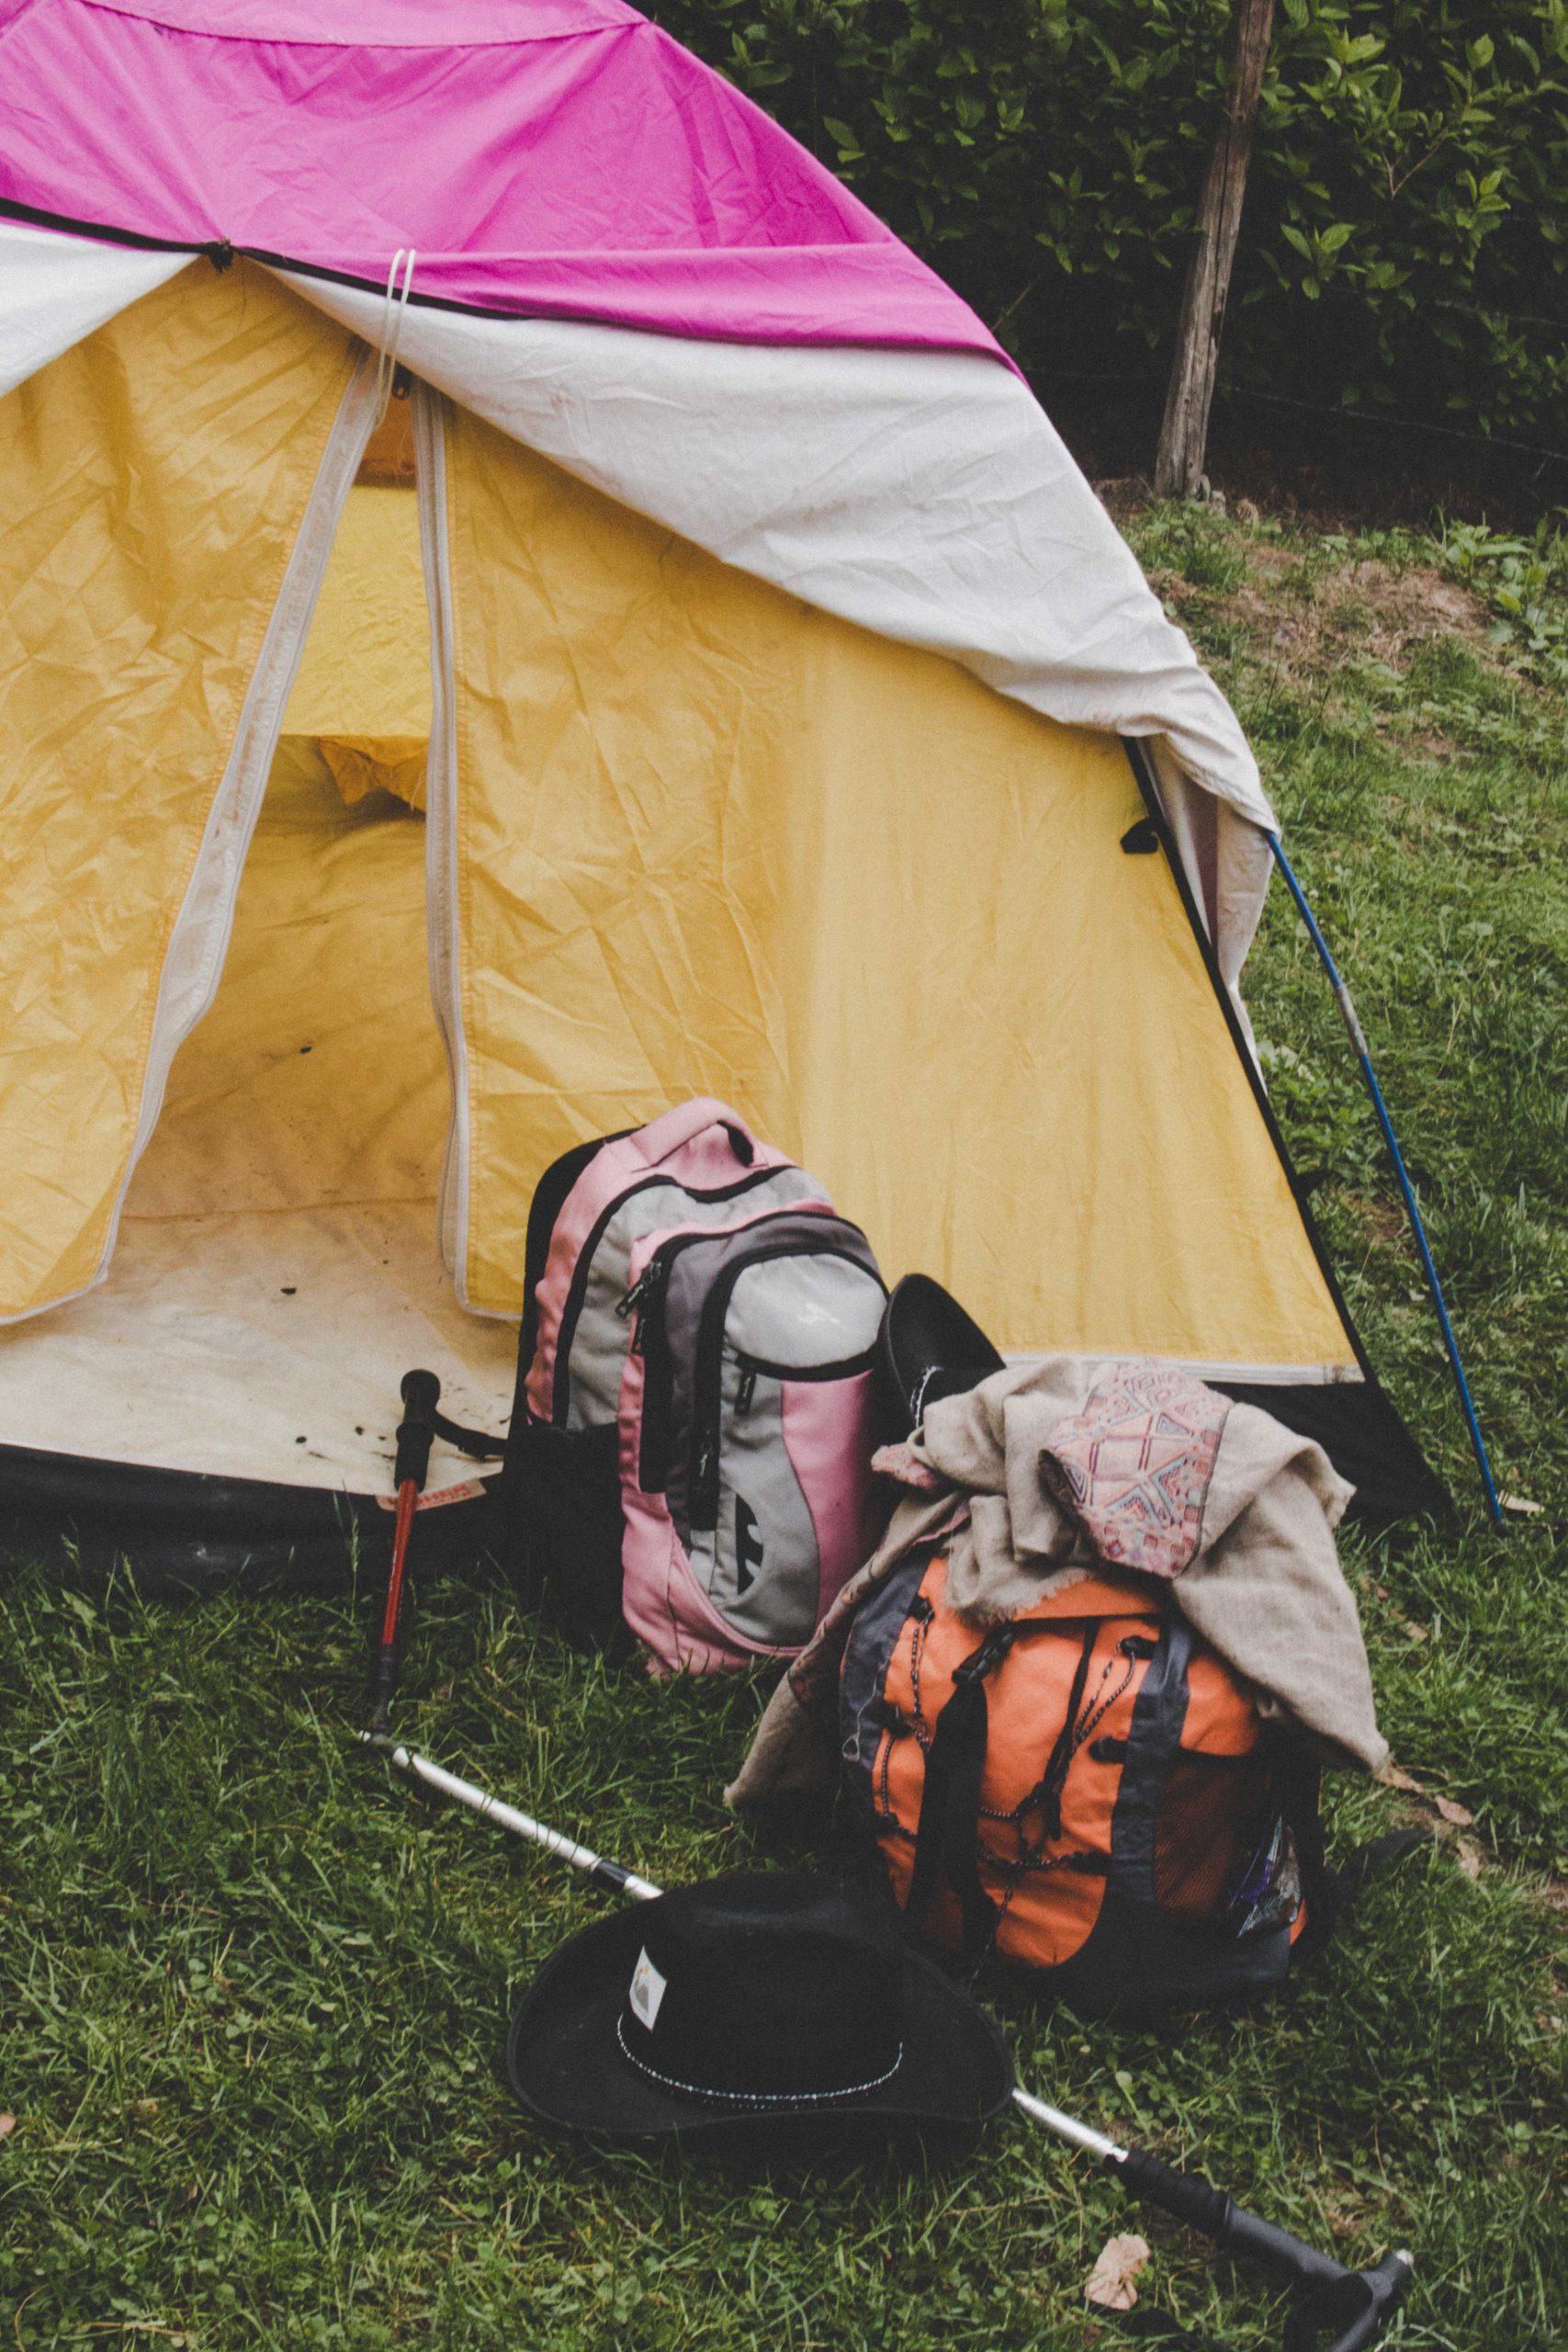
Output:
[
  {"xmin": 0, "ymin": 1199, "xmax": 517, "ymax": 1532},
  {"xmin": 0, "ymin": 1203, "xmax": 1449, "ymax": 1594}
]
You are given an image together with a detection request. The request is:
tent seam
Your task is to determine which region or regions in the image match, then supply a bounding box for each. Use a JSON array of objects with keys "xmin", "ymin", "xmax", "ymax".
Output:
[{"xmin": 414, "ymin": 384, "xmax": 474, "ymax": 1306}]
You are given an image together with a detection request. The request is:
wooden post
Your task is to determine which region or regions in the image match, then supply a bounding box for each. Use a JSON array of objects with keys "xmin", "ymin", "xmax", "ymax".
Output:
[{"xmin": 1154, "ymin": 0, "xmax": 1276, "ymax": 499}]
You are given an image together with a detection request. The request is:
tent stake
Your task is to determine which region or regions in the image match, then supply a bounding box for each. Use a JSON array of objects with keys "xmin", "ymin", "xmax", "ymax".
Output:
[
  {"xmin": 364, "ymin": 1736, "xmax": 1413, "ymax": 2352},
  {"xmin": 1268, "ymin": 833, "xmax": 1502, "ymax": 1523}
]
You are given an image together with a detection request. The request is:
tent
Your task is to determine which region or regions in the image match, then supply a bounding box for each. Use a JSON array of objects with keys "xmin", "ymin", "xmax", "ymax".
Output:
[{"xmin": 0, "ymin": 0, "xmax": 1440, "ymax": 1590}]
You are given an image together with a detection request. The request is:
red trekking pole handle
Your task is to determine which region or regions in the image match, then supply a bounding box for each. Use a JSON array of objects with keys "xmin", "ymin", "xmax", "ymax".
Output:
[{"xmin": 366, "ymin": 1369, "xmax": 441, "ymax": 1736}]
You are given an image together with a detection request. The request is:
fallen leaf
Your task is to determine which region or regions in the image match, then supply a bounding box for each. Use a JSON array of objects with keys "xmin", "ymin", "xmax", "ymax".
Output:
[
  {"xmin": 1404, "ymin": 1621, "xmax": 1429, "ymax": 1643},
  {"xmin": 0, "ymin": 2114, "xmax": 14, "ymax": 2141},
  {"xmin": 1454, "ymin": 1840, "xmax": 1483, "ymax": 1881},
  {"xmin": 1500, "ymin": 1493, "xmax": 1543, "ymax": 1517},
  {"xmin": 1434, "ymin": 1795, "xmax": 1474, "ymax": 1827},
  {"xmin": 1086, "ymin": 2233, "xmax": 1151, "ymax": 2312},
  {"xmin": 1381, "ymin": 1764, "xmax": 1425, "ymax": 1794}
]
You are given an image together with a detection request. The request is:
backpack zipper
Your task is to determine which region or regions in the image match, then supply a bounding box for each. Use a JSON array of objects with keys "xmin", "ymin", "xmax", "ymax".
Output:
[
  {"xmin": 687, "ymin": 1233, "xmax": 883, "ymax": 1530},
  {"xmin": 733, "ymin": 1345, "xmax": 878, "ymax": 1388},
  {"xmin": 513, "ymin": 1127, "xmax": 628, "ymax": 1429},
  {"xmin": 630, "ymin": 1226, "xmax": 745, "ymax": 1490},
  {"xmin": 548, "ymin": 1161, "xmax": 798, "ymax": 1426}
]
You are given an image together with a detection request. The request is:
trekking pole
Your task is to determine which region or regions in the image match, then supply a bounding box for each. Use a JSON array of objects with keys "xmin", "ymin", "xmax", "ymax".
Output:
[
  {"xmin": 1268, "ymin": 832, "xmax": 1501, "ymax": 1525},
  {"xmin": 364, "ymin": 1369, "xmax": 442, "ymax": 1736},
  {"xmin": 363, "ymin": 1741, "xmax": 1413, "ymax": 2352}
]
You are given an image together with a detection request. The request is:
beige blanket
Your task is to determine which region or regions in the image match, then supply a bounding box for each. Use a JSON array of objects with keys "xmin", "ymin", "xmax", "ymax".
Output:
[{"xmin": 727, "ymin": 1358, "xmax": 1385, "ymax": 1811}]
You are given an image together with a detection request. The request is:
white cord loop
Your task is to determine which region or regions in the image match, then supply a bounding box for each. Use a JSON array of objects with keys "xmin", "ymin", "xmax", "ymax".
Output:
[{"xmin": 372, "ymin": 246, "xmax": 417, "ymax": 424}]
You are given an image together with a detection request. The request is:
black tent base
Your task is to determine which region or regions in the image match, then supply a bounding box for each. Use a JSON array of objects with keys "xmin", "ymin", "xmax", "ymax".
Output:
[
  {"xmin": 1214, "ymin": 1374, "xmax": 1451, "ymax": 1528},
  {"xmin": 0, "ymin": 1365, "xmax": 1445, "ymax": 1605},
  {"xmin": 0, "ymin": 1443, "xmax": 503, "ymax": 1601}
]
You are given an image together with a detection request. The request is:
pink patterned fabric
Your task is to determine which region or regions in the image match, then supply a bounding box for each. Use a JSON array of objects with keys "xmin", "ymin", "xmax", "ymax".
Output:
[
  {"xmin": 1038, "ymin": 1362, "xmax": 1231, "ymax": 1579},
  {"xmin": 0, "ymin": 0, "xmax": 1004, "ymax": 360}
]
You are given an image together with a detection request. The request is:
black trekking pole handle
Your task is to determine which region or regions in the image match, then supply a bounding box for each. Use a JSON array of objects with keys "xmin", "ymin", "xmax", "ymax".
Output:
[
  {"xmin": 1116, "ymin": 2147, "xmax": 1414, "ymax": 2352},
  {"xmin": 393, "ymin": 1367, "xmax": 442, "ymax": 1491}
]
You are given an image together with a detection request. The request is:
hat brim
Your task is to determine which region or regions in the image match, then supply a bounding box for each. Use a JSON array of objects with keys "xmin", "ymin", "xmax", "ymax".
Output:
[
  {"xmin": 505, "ymin": 1901, "xmax": 1014, "ymax": 2149},
  {"xmin": 878, "ymin": 1274, "xmax": 1007, "ymax": 1438}
]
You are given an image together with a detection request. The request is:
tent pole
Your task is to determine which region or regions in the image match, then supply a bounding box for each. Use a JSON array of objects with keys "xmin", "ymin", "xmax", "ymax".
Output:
[{"xmin": 1267, "ymin": 833, "xmax": 1502, "ymax": 1523}]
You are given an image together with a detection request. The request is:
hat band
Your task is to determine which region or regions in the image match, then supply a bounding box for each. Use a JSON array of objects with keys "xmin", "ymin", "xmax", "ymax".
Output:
[{"xmin": 615, "ymin": 2015, "xmax": 904, "ymax": 2110}]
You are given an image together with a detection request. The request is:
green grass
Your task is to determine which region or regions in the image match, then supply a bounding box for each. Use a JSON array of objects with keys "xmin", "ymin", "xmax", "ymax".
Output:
[{"xmin": 4, "ymin": 505, "xmax": 1566, "ymax": 2349}]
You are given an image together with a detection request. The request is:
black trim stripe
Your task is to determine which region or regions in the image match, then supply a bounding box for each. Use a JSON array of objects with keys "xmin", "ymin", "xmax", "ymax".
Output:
[
  {"xmin": 0, "ymin": 197, "xmax": 983, "ymax": 347},
  {"xmin": 0, "ymin": 195, "xmax": 209, "ymax": 257},
  {"xmin": 1122, "ymin": 741, "xmax": 1449, "ymax": 1517},
  {"xmin": 0, "ymin": 194, "xmax": 626, "ymax": 321}
]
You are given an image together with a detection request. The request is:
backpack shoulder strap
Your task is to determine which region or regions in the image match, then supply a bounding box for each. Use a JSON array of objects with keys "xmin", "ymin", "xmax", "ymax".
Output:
[
  {"xmin": 903, "ymin": 1623, "xmax": 1018, "ymax": 1961},
  {"xmin": 1272, "ymin": 1736, "xmax": 1427, "ymax": 1962}
]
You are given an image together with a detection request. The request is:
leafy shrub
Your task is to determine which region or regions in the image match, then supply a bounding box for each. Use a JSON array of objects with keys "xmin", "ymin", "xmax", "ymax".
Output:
[
  {"xmin": 1439, "ymin": 518, "xmax": 1568, "ymax": 678},
  {"xmin": 649, "ymin": 0, "xmax": 1568, "ymax": 447}
]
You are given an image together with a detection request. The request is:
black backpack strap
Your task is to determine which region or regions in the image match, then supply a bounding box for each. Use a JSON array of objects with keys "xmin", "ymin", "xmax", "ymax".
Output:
[
  {"xmin": 1271, "ymin": 1740, "xmax": 1338, "ymax": 1960},
  {"xmin": 904, "ymin": 1623, "xmax": 1018, "ymax": 1961},
  {"xmin": 388, "ymin": 1377, "xmax": 505, "ymax": 1462},
  {"xmin": 429, "ymin": 1408, "xmax": 505, "ymax": 1462},
  {"xmin": 1273, "ymin": 1736, "xmax": 1428, "ymax": 1962},
  {"xmin": 1021, "ymin": 1620, "xmax": 1099, "ymax": 1843},
  {"xmin": 1334, "ymin": 1823, "xmax": 1429, "ymax": 1898}
]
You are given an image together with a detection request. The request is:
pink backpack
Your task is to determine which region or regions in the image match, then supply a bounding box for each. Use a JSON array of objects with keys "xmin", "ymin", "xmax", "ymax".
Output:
[{"xmin": 503, "ymin": 1101, "xmax": 886, "ymax": 1670}]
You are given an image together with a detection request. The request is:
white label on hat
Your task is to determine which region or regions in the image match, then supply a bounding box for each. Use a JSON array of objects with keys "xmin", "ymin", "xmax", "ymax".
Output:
[{"xmin": 629, "ymin": 1946, "xmax": 667, "ymax": 2031}]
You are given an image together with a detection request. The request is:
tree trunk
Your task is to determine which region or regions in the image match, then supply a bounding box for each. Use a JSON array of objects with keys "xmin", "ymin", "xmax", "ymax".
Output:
[{"xmin": 1154, "ymin": 0, "xmax": 1276, "ymax": 499}]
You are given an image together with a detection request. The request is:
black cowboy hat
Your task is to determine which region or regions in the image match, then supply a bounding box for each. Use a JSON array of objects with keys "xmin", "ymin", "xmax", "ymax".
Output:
[
  {"xmin": 876, "ymin": 1272, "xmax": 1007, "ymax": 1439},
  {"xmin": 505, "ymin": 1871, "xmax": 1012, "ymax": 2149}
]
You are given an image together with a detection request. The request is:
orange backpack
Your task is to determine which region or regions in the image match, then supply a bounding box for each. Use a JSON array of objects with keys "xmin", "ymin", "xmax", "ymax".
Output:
[{"xmin": 840, "ymin": 1548, "xmax": 1327, "ymax": 2011}]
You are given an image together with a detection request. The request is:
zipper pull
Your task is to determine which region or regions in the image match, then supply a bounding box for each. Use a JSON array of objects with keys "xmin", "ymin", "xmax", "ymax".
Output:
[
  {"xmin": 616, "ymin": 1272, "xmax": 649, "ymax": 1323},
  {"xmin": 694, "ymin": 1435, "xmax": 716, "ymax": 1494},
  {"xmin": 736, "ymin": 1364, "xmax": 757, "ymax": 1418},
  {"xmin": 619, "ymin": 1257, "xmax": 668, "ymax": 1355}
]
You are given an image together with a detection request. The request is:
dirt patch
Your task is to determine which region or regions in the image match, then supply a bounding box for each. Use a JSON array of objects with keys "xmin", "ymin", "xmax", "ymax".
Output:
[
  {"xmin": 1339, "ymin": 1192, "xmax": 1407, "ymax": 1249},
  {"xmin": 1164, "ymin": 543, "xmax": 1495, "ymax": 729},
  {"xmin": 1327, "ymin": 559, "xmax": 1482, "ymax": 639},
  {"xmin": 1221, "ymin": 554, "xmax": 1488, "ymax": 666}
]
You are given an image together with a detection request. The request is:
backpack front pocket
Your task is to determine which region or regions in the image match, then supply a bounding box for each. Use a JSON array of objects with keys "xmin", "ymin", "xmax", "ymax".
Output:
[{"xmin": 621, "ymin": 1213, "xmax": 886, "ymax": 1668}]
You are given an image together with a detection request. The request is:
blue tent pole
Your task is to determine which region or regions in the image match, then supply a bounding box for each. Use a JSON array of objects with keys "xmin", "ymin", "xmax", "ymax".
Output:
[{"xmin": 1266, "ymin": 834, "xmax": 1502, "ymax": 1522}]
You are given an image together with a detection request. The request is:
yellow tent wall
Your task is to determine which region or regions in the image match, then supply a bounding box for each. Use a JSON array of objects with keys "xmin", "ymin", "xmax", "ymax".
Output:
[
  {"xmin": 0, "ymin": 266, "xmax": 1359, "ymax": 1485},
  {"xmin": 0, "ymin": 264, "xmax": 356, "ymax": 1318},
  {"xmin": 441, "ymin": 402, "xmax": 1357, "ymax": 1377}
]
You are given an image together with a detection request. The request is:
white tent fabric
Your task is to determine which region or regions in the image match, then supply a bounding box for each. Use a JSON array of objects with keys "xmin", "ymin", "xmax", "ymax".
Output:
[
  {"xmin": 0, "ymin": 218, "xmax": 186, "ymax": 400},
  {"xmin": 0, "ymin": 223, "xmax": 1276, "ymax": 980},
  {"xmin": 280, "ymin": 272, "xmax": 1276, "ymax": 984}
]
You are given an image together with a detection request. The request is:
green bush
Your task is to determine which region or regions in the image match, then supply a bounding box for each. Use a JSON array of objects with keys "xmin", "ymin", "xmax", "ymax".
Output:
[{"xmin": 649, "ymin": 0, "xmax": 1568, "ymax": 447}]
